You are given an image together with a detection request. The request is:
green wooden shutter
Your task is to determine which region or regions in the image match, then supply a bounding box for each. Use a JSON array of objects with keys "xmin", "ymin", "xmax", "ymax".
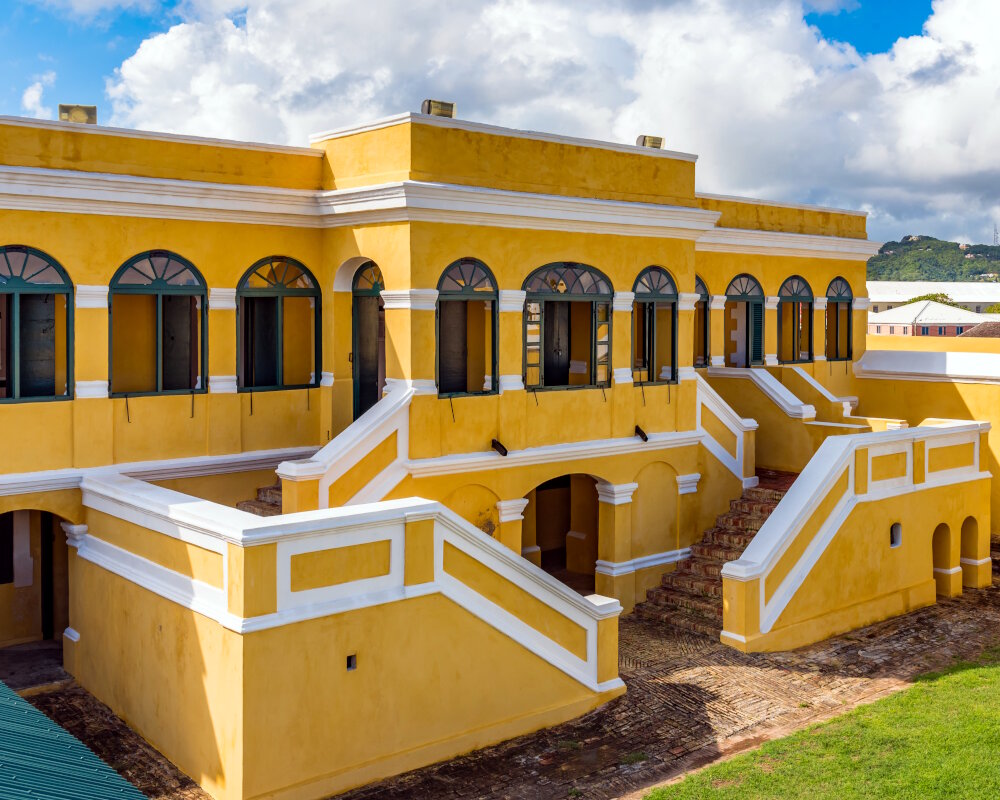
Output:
[{"xmin": 750, "ymin": 302, "xmax": 764, "ymax": 364}]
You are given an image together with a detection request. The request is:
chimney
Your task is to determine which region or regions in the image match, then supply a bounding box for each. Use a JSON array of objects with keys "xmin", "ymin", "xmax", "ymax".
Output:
[
  {"xmin": 421, "ymin": 99, "xmax": 456, "ymax": 118},
  {"xmin": 58, "ymin": 105, "xmax": 98, "ymax": 124},
  {"xmin": 635, "ymin": 135, "xmax": 664, "ymax": 149}
]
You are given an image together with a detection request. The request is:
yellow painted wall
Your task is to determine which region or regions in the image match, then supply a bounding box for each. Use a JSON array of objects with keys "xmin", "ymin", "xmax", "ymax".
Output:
[
  {"xmin": 153, "ymin": 468, "xmax": 278, "ymax": 507},
  {"xmin": 110, "ymin": 293, "xmax": 156, "ymax": 394},
  {"xmin": 70, "ymin": 557, "xmax": 245, "ymax": 800},
  {"xmin": 696, "ymin": 196, "xmax": 867, "ymax": 239},
  {"xmin": 240, "ymin": 593, "xmax": 611, "ymax": 800},
  {"xmin": 0, "ymin": 511, "xmax": 43, "ymax": 647}
]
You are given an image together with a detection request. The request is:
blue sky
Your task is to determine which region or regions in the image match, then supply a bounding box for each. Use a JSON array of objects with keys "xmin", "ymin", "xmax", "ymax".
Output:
[{"xmin": 805, "ymin": 1, "xmax": 933, "ymax": 54}]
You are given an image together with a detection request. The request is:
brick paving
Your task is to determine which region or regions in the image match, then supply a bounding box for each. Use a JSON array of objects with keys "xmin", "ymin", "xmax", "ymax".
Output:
[{"xmin": 336, "ymin": 579, "xmax": 1000, "ymax": 800}]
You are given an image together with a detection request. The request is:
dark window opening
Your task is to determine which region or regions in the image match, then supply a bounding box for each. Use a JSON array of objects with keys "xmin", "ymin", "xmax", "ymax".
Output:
[
  {"xmin": 825, "ymin": 277, "xmax": 853, "ymax": 361},
  {"xmin": 778, "ymin": 276, "xmax": 813, "ymax": 364},
  {"xmin": 632, "ymin": 266, "xmax": 677, "ymax": 383},
  {"xmin": 694, "ymin": 275, "xmax": 709, "ymax": 368},
  {"xmin": 0, "ymin": 513, "xmax": 12, "ymax": 585},
  {"xmin": 436, "ymin": 258, "xmax": 498, "ymax": 396},
  {"xmin": 352, "ymin": 261, "xmax": 385, "ymax": 418}
]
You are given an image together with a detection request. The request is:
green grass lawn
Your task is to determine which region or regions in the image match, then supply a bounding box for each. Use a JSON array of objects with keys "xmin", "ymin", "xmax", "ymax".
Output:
[{"xmin": 646, "ymin": 648, "xmax": 1000, "ymax": 800}]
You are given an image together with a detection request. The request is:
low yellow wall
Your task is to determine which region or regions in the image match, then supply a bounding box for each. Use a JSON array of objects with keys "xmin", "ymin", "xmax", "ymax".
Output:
[{"xmin": 153, "ymin": 469, "xmax": 279, "ymax": 507}]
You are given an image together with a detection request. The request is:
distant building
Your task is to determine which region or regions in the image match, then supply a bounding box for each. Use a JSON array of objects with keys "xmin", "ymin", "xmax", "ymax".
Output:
[
  {"xmin": 867, "ymin": 300, "xmax": 997, "ymax": 336},
  {"xmin": 867, "ymin": 281, "xmax": 1000, "ymax": 314},
  {"xmin": 959, "ymin": 321, "xmax": 1000, "ymax": 338}
]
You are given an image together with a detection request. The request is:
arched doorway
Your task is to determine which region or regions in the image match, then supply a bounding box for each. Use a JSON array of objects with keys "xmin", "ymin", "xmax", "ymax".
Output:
[
  {"xmin": 0, "ymin": 510, "xmax": 69, "ymax": 651},
  {"xmin": 932, "ymin": 522, "xmax": 959, "ymax": 597},
  {"xmin": 777, "ymin": 276, "xmax": 813, "ymax": 364},
  {"xmin": 523, "ymin": 474, "xmax": 598, "ymax": 595},
  {"xmin": 352, "ymin": 262, "xmax": 386, "ymax": 419},
  {"xmin": 724, "ymin": 274, "xmax": 764, "ymax": 368},
  {"xmin": 694, "ymin": 275, "xmax": 709, "ymax": 368}
]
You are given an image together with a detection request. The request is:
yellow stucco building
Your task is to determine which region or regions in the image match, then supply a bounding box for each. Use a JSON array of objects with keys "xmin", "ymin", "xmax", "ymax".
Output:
[{"xmin": 0, "ymin": 107, "xmax": 993, "ymax": 799}]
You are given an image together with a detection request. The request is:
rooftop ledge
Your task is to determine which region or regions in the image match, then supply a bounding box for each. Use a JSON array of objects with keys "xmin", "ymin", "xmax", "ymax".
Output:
[{"xmin": 308, "ymin": 111, "xmax": 701, "ymax": 163}]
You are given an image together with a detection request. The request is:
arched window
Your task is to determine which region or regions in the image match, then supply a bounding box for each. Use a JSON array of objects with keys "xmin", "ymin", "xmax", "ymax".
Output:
[
  {"xmin": 632, "ymin": 266, "xmax": 677, "ymax": 384},
  {"xmin": 694, "ymin": 275, "xmax": 709, "ymax": 368},
  {"xmin": 437, "ymin": 258, "xmax": 498, "ymax": 396},
  {"xmin": 778, "ymin": 275, "xmax": 813, "ymax": 364},
  {"xmin": 237, "ymin": 256, "xmax": 320, "ymax": 391},
  {"xmin": 725, "ymin": 274, "xmax": 764, "ymax": 367},
  {"xmin": 110, "ymin": 251, "xmax": 206, "ymax": 395},
  {"xmin": 523, "ymin": 263, "xmax": 612, "ymax": 389},
  {"xmin": 0, "ymin": 246, "xmax": 72, "ymax": 401},
  {"xmin": 826, "ymin": 277, "xmax": 853, "ymax": 361}
]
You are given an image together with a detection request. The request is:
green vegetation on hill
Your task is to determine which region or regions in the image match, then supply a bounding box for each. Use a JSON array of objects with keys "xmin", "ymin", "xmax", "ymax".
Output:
[
  {"xmin": 646, "ymin": 648, "xmax": 1000, "ymax": 800},
  {"xmin": 868, "ymin": 235, "xmax": 1000, "ymax": 281}
]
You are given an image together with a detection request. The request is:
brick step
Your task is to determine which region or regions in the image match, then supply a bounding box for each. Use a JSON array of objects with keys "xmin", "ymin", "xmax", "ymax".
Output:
[
  {"xmin": 664, "ymin": 572, "xmax": 723, "ymax": 598},
  {"xmin": 257, "ymin": 484, "xmax": 283, "ymax": 505},
  {"xmin": 686, "ymin": 557, "xmax": 726, "ymax": 579},
  {"xmin": 690, "ymin": 542, "xmax": 748, "ymax": 562},
  {"xmin": 743, "ymin": 486, "xmax": 787, "ymax": 504},
  {"xmin": 644, "ymin": 587, "xmax": 722, "ymax": 620},
  {"xmin": 702, "ymin": 527, "xmax": 757, "ymax": 549},
  {"xmin": 729, "ymin": 497, "xmax": 780, "ymax": 516},
  {"xmin": 715, "ymin": 512, "xmax": 769, "ymax": 533},
  {"xmin": 237, "ymin": 499, "xmax": 281, "ymax": 517},
  {"xmin": 638, "ymin": 607, "xmax": 720, "ymax": 638}
]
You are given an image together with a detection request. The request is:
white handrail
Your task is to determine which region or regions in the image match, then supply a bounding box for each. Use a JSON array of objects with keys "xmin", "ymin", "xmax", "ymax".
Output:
[
  {"xmin": 707, "ymin": 366, "xmax": 816, "ymax": 419},
  {"xmin": 722, "ymin": 420, "xmax": 990, "ymax": 633},
  {"xmin": 695, "ymin": 374, "xmax": 757, "ymax": 485}
]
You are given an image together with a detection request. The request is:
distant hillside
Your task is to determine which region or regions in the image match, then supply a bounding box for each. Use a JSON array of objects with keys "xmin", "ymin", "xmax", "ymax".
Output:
[{"xmin": 867, "ymin": 235, "xmax": 1000, "ymax": 281}]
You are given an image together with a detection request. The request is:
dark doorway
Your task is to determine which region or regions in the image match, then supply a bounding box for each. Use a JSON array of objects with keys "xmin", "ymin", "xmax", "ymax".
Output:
[
  {"xmin": 241, "ymin": 296, "xmax": 279, "ymax": 388},
  {"xmin": 352, "ymin": 261, "xmax": 387, "ymax": 420},
  {"xmin": 543, "ymin": 301, "xmax": 571, "ymax": 386},
  {"xmin": 18, "ymin": 293, "xmax": 56, "ymax": 398},
  {"xmin": 437, "ymin": 300, "xmax": 468, "ymax": 394},
  {"xmin": 162, "ymin": 295, "xmax": 198, "ymax": 391}
]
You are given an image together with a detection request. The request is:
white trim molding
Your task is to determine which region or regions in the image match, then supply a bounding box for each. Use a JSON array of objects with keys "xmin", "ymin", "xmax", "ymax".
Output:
[
  {"xmin": 853, "ymin": 297, "xmax": 871, "ymax": 311},
  {"xmin": 855, "ymin": 349, "xmax": 1000, "ymax": 386},
  {"xmin": 381, "ymin": 289, "xmax": 438, "ymax": 311},
  {"xmin": 710, "ymin": 355, "xmax": 725, "ymax": 367},
  {"xmin": 498, "ymin": 374, "xmax": 525, "ymax": 393},
  {"xmin": 310, "ymin": 111, "xmax": 700, "ymax": 163},
  {"xmin": 765, "ymin": 296, "xmax": 780, "ymax": 311},
  {"xmin": 813, "ymin": 297, "xmax": 828, "ymax": 311},
  {"xmin": 707, "ymin": 367, "xmax": 815, "ymax": 419},
  {"xmin": 319, "ymin": 372, "xmax": 335, "ymax": 387},
  {"xmin": 676, "ymin": 473, "xmax": 701, "ymax": 495},
  {"xmin": 208, "ymin": 375, "xmax": 238, "ymax": 394},
  {"xmin": 596, "ymin": 481, "xmax": 638, "ymax": 506},
  {"xmin": 498, "ymin": 290, "xmax": 526, "ymax": 313},
  {"xmin": 612, "ymin": 368, "xmax": 633, "ymax": 385},
  {"xmin": 496, "ymin": 498, "xmax": 530, "ymax": 524},
  {"xmin": 678, "ymin": 292, "xmax": 700, "ymax": 311},
  {"xmin": 208, "ymin": 288, "xmax": 237, "ymax": 311},
  {"xmin": 60, "ymin": 522, "xmax": 87, "ymax": 549},
  {"xmin": 595, "ymin": 547, "xmax": 691, "ymax": 578},
  {"xmin": 75, "ymin": 380, "xmax": 108, "ymax": 399},
  {"xmin": 62, "ymin": 627, "xmax": 81, "ymax": 643},
  {"xmin": 696, "ymin": 228, "xmax": 883, "ymax": 261},
  {"xmin": 74, "ymin": 285, "xmax": 108, "ymax": 309},
  {"xmin": 764, "ymin": 354, "xmax": 779, "ymax": 367},
  {"xmin": 612, "ymin": 291, "xmax": 635, "ymax": 313},
  {"xmin": 709, "ymin": 295, "xmax": 728, "ymax": 311}
]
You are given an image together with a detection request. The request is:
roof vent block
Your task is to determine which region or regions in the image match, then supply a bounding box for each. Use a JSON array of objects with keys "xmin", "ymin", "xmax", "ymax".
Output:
[{"xmin": 421, "ymin": 99, "xmax": 456, "ymax": 118}]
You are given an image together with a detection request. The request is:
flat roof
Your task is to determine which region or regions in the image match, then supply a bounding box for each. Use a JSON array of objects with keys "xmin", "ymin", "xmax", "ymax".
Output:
[
  {"xmin": 868, "ymin": 300, "xmax": 998, "ymax": 325},
  {"xmin": 867, "ymin": 280, "xmax": 1000, "ymax": 302},
  {"xmin": 696, "ymin": 191, "xmax": 867, "ymax": 218}
]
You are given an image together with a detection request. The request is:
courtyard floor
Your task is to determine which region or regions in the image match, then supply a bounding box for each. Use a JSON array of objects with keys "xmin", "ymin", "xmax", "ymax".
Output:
[{"xmin": 6, "ymin": 580, "xmax": 1000, "ymax": 800}]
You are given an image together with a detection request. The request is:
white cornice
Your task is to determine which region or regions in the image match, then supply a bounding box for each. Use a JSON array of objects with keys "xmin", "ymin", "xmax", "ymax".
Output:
[
  {"xmin": 75, "ymin": 380, "xmax": 108, "ymax": 399},
  {"xmin": 309, "ymin": 111, "xmax": 700, "ymax": 163},
  {"xmin": 208, "ymin": 375, "xmax": 237, "ymax": 394},
  {"xmin": 498, "ymin": 290, "xmax": 526, "ymax": 313},
  {"xmin": 208, "ymin": 288, "xmax": 236, "ymax": 311},
  {"xmin": 75, "ymin": 285, "xmax": 108, "ymax": 309},
  {"xmin": 497, "ymin": 498, "xmax": 530, "ymax": 523},
  {"xmin": 0, "ymin": 166, "xmax": 721, "ymax": 238},
  {"xmin": 678, "ymin": 292, "xmax": 700, "ymax": 311},
  {"xmin": 696, "ymin": 228, "xmax": 882, "ymax": 261},
  {"xmin": 596, "ymin": 547, "xmax": 691, "ymax": 577},
  {"xmin": 381, "ymin": 289, "xmax": 438, "ymax": 311},
  {"xmin": 814, "ymin": 297, "xmax": 829, "ymax": 310},
  {"xmin": 695, "ymin": 191, "xmax": 867, "ymax": 218},
  {"xmin": 0, "ymin": 114, "xmax": 322, "ymax": 156},
  {"xmin": 596, "ymin": 481, "xmax": 639, "ymax": 505},
  {"xmin": 676, "ymin": 473, "xmax": 701, "ymax": 495},
  {"xmin": 612, "ymin": 291, "xmax": 635, "ymax": 313}
]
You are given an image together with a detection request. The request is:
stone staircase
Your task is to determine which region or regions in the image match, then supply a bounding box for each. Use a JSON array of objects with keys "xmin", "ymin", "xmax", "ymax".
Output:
[
  {"xmin": 237, "ymin": 483, "xmax": 282, "ymax": 516},
  {"xmin": 992, "ymin": 534, "xmax": 1000, "ymax": 577},
  {"xmin": 634, "ymin": 469, "xmax": 797, "ymax": 636}
]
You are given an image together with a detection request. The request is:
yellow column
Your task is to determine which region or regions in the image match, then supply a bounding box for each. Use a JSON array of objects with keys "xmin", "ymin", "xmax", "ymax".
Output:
[
  {"xmin": 812, "ymin": 297, "xmax": 828, "ymax": 366},
  {"xmin": 72, "ymin": 285, "xmax": 113, "ymax": 467},
  {"xmin": 330, "ymin": 290, "xmax": 354, "ymax": 438},
  {"xmin": 764, "ymin": 296, "xmax": 779, "ymax": 367},
  {"xmin": 853, "ymin": 298, "xmax": 870, "ymax": 358},
  {"xmin": 226, "ymin": 542, "xmax": 277, "ymax": 618},
  {"xmin": 497, "ymin": 290, "xmax": 527, "ymax": 451},
  {"xmin": 496, "ymin": 499, "xmax": 529, "ymax": 555},
  {"xmin": 206, "ymin": 288, "xmax": 241, "ymax": 455},
  {"xmin": 381, "ymin": 289, "xmax": 438, "ymax": 385},
  {"xmin": 595, "ymin": 481, "xmax": 638, "ymax": 612},
  {"xmin": 677, "ymin": 293, "xmax": 698, "ymax": 370},
  {"xmin": 708, "ymin": 295, "xmax": 727, "ymax": 367},
  {"xmin": 611, "ymin": 291, "xmax": 635, "ymax": 439}
]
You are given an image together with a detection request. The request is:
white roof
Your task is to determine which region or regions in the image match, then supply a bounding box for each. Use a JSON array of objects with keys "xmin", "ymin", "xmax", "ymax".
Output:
[
  {"xmin": 867, "ymin": 281, "xmax": 1000, "ymax": 303},
  {"xmin": 868, "ymin": 300, "xmax": 997, "ymax": 325}
]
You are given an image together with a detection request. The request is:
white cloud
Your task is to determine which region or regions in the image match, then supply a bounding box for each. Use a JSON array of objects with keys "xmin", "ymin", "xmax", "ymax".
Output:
[
  {"xmin": 21, "ymin": 71, "xmax": 56, "ymax": 119},
  {"xmin": 102, "ymin": 0, "xmax": 1000, "ymax": 243}
]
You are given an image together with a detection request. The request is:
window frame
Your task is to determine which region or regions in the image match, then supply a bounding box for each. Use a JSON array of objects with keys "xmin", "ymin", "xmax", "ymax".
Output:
[
  {"xmin": 0, "ymin": 245, "xmax": 74, "ymax": 404},
  {"xmin": 435, "ymin": 257, "xmax": 499, "ymax": 398},
  {"xmin": 777, "ymin": 275, "xmax": 814, "ymax": 365},
  {"xmin": 631, "ymin": 265, "xmax": 678, "ymax": 385},
  {"xmin": 825, "ymin": 277, "xmax": 854, "ymax": 362},
  {"xmin": 236, "ymin": 255, "xmax": 321, "ymax": 393},
  {"xmin": 109, "ymin": 251, "xmax": 208, "ymax": 398},
  {"xmin": 522, "ymin": 262, "xmax": 613, "ymax": 392},
  {"xmin": 724, "ymin": 273, "xmax": 765, "ymax": 366}
]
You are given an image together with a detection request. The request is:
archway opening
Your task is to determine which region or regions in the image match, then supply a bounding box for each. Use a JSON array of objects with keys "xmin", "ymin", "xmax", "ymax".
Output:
[
  {"xmin": 0, "ymin": 510, "xmax": 70, "ymax": 687},
  {"xmin": 523, "ymin": 474, "xmax": 597, "ymax": 595},
  {"xmin": 724, "ymin": 274, "xmax": 764, "ymax": 368},
  {"xmin": 932, "ymin": 522, "xmax": 958, "ymax": 597},
  {"xmin": 352, "ymin": 261, "xmax": 386, "ymax": 419}
]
